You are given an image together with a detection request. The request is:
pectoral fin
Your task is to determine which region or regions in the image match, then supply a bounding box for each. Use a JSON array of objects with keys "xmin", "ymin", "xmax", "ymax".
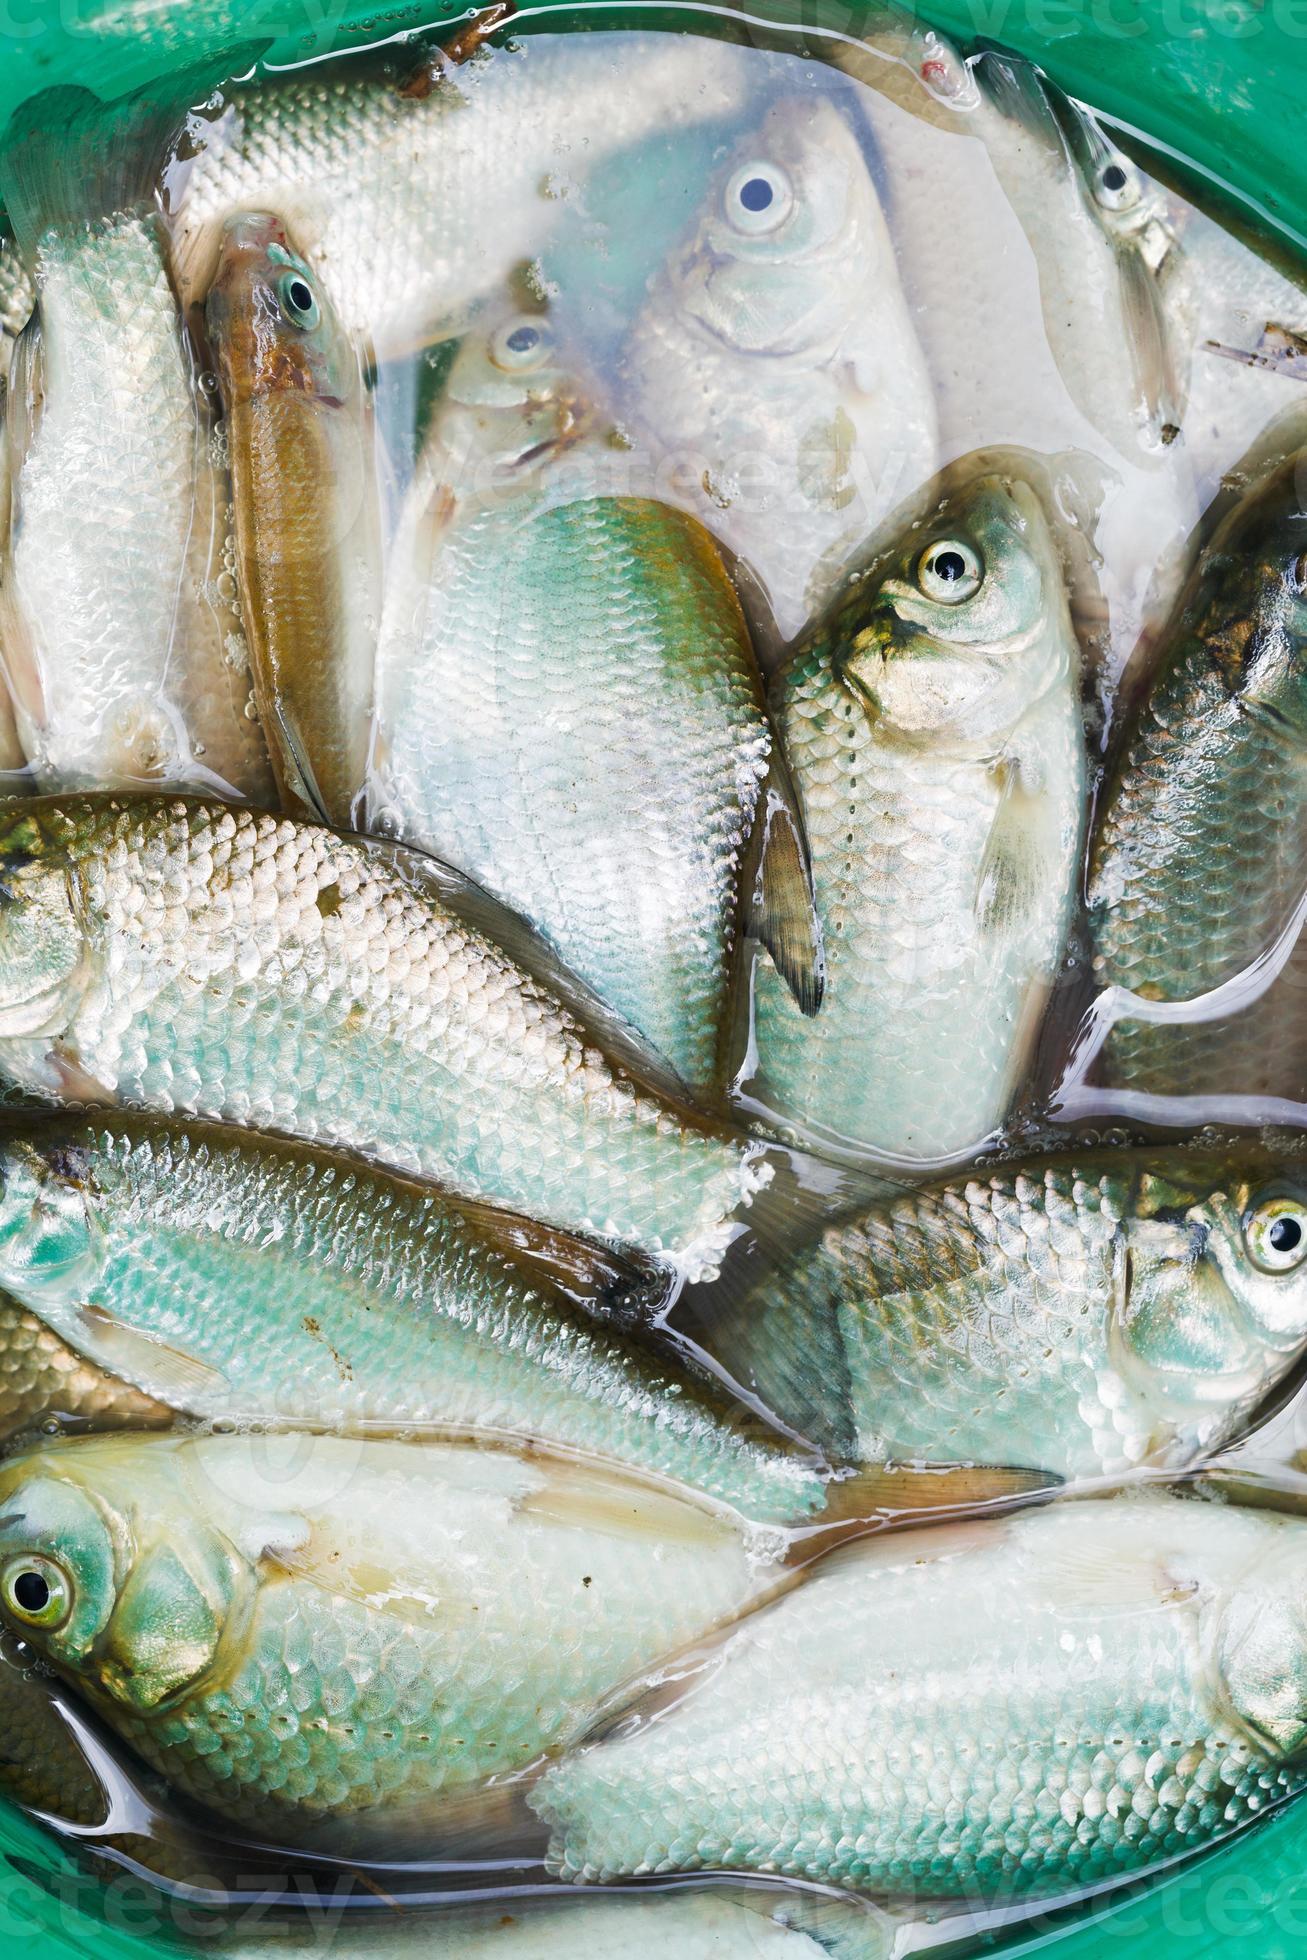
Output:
[
  {"xmin": 74, "ymin": 1304, "xmax": 228, "ymax": 1411},
  {"xmin": 745, "ymin": 751, "xmax": 825, "ymax": 1017},
  {"xmin": 975, "ymin": 759, "xmax": 1055, "ymax": 940}
]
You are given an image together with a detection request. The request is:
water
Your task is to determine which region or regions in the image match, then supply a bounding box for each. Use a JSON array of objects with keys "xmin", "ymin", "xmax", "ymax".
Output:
[{"xmin": 0, "ymin": 8, "xmax": 1305, "ymax": 1955}]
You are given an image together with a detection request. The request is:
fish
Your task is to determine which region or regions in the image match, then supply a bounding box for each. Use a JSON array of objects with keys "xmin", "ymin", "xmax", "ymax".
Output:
[
  {"xmin": 372, "ymin": 309, "xmax": 820, "ymax": 1095},
  {"xmin": 0, "ymin": 794, "xmax": 778, "ymax": 1283},
  {"xmin": 832, "ymin": 31, "xmax": 1198, "ymax": 682},
  {"xmin": 0, "ymin": 86, "xmax": 270, "ymax": 794},
  {"xmin": 0, "ymin": 1109, "xmax": 831, "ymax": 1527},
  {"xmin": 0, "ymin": 230, "xmax": 34, "ymax": 778},
  {"xmin": 168, "ymin": 31, "xmax": 756, "ymax": 359},
  {"xmin": 0, "ymin": 1429, "xmax": 781, "ymax": 1854},
  {"xmin": 214, "ymin": 1889, "xmax": 895, "ymax": 1958},
  {"xmin": 1086, "ymin": 449, "xmax": 1307, "ymax": 1101},
  {"xmin": 534, "ymin": 1492, "xmax": 1307, "ymax": 1891},
  {"xmin": 745, "ymin": 470, "xmax": 1085, "ymax": 1164},
  {"xmin": 941, "ymin": 43, "xmax": 1188, "ymax": 459},
  {"xmin": 711, "ymin": 1139, "xmax": 1307, "ymax": 1483},
  {"xmin": 619, "ymin": 93, "xmax": 937, "ymax": 643},
  {"xmin": 206, "ymin": 213, "xmax": 379, "ymax": 828}
]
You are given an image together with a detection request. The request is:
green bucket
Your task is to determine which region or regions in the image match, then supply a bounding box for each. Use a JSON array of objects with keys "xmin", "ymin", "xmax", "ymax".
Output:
[{"xmin": 0, "ymin": 2, "xmax": 1304, "ymax": 1954}]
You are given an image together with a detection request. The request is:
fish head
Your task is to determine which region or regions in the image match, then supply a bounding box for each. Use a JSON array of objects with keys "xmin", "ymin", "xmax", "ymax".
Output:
[
  {"xmin": 0, "ymin": 1441, "xmax": 249, "ymax": 1713},
  {"xmin": 1113, "ymin": 1153, "xmax": 1307, "ymax": 1428},
  {"xmin": 0, "ymin": 811, "xmax": 87, "ymax": 1041},
  {"xmin": 672, "ymin": 96, "xmax": 884, "ymax": 362},
  {"xmin": 0, "ymin": 1136, "xmax": 103, "ymax": 1305},
  {"xmin": 205, "ymin": 210, "xmax": 355, "ymax": 411},
  {"xmin": 435, "ymin": 309, "xmax": 598, "ymax": 490},
  {"xmin": 836, "ymin": 475, "xmax": 1065, "ymax": 738}
]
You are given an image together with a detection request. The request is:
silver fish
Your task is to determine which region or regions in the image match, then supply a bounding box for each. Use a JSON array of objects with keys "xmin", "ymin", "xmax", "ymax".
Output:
[
  {"xmin": 168, "ymin": 31, "xmax": 756, "ymax": 358},
  {"xmin": 535, "ymin": 1494, "xmax": 1307, "ymax": 1892},
  {"xmin": 620, "ymin": 93, "xmax": 937, "ymax": 642},
  {"xmin": 747, "ymin": 470, "xmax": 1085, "ymax": 1164}
]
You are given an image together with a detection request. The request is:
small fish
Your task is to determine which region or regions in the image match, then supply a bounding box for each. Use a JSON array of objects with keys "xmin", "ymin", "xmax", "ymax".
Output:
[
  {"xmin": 746, "ymin": 471, "xmax": 1085, "ymax": 1163},
  {"xmin": 169, "ymin": 32, "xmax": 755, "ymax": 358},
  {"xmin": 373, "ymin": 310, "xmax": 820, "ymax": 1094},
  {"xmin": 0, "ymin": 1430, "xmax": 779, "ymax": 1854},
  {"xmin": 215, "ymin": 1889, "xmax": 894, "ymax": 1958},
  {"xmin": 0, "ymin": 230, "xmax": 34, "ymax": 778},
  {"xmin": 713, "ymin": 1141, "xmax": 1307, "ymax": 1482},
  {"xmin": 534, "ymin": 1493, "xmax": 1307, "ymax": 1890},
  {"xmin": 963, "ymin": 47, "xmax": 1188, "ymax": 458},
  {"xmin": 0, "ymin": 1110, "xmax": 829, "ymax": 1527},
  {"xmin": 620, "ymin": 94, "xmax": 937, "ymax": 642},
  {"xmin": 0, "ymin": 795, "xmax": 776, "ymax": 1282},
  {"xmin": 1087, "ymin": 449, "xmax": 1307, "ymax": 1100},
  {"xmin": 0, "ymin": 86, "xmax": 264, "ymax": 791},
  {"xmin": 206, "ymin": 213, "xmax": 378, "ymax": 828}
]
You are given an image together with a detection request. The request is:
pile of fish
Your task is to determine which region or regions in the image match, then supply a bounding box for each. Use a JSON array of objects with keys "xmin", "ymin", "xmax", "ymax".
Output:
[{"xmin": 0, "ymin": 12, "xmax": 1305, "ymax": 1956}]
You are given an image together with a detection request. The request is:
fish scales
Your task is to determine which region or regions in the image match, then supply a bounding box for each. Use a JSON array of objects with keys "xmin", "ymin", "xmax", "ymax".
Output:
[
  {"xmin": 379, "ymin": 491, "xmax": 771, "ymax": 1093},
  {"xmin": 0, "ymin": 1431, "xmax": 776, "ymax": 1852},
  {"xmin": 170, "ymin": 34, "xmax": 756, "ymax": 355},
  {"xmin": 534, "ymin": 1498, "xmax": 1307, "ymax": 1890},
  {"xmin": 1089, "ymin": 452, "xmax": 1307, "ymax": 1095},
  {"xmin": 0, "ymin": 796, "xmax": 768, "ymax": 1278},
  {"xmin": 716, "ymin": 1144, "xmax": 1307, "ymax": 1480},
  {"xmin": 0, "ymin": 1112, "xmax": 825, "ymax": 1522}
]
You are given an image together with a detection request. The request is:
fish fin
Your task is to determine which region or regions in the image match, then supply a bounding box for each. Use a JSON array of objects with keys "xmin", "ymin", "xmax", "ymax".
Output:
[
  {"xmin": 743, "ymin": 748, "xmax": 825, "ymax": 1018},
  {"xmin": 450, "ymin": 1196, "xmax": 670, "ymax": 1321},
  {"xmin": 1, "ymin": 58, "xmax": 264, "ymax": 253},
  {"xmin": 1118, "ymin": 242, "xmax": 1184, "ymax": 438},
  {"xmin": 268, "ymin": 702, "xmax": 335, "ymax": 829},
  {"xmin": 72, "ymin": 1304, "xmax": 228, "ymax": 1409},
  {"xmin": 381, "ymin": 836, "xmax": 713, "ymax": 1114},
  {"xmin": 788, "ymin": 1462, "xmax": 1062, "ymax": 1563},
  {"xmin": 974, "ymin": 757, "xmax": 1056, "ymax": 939}
]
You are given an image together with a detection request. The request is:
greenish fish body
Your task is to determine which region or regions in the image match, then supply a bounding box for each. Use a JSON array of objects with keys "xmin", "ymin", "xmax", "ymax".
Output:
[
  {"xmin": 374, "ymin": 314, "xmax": 811, "ymax": 1094},
  {"xmin": 169, "ymin": 33, "xmax": 754, "ymax": 358},
  {"xmin": 0, "ymin": 796, "xmax": 770, "ymax": 1280},
  {"xmin": 0, "ymin": 1111, "xmax": 826, "ymax": 1525},
  {"xmin": 1088, "ymin": 452, "xmax": 1307, "ymax": 1099},
  {"xmin": 535, "ymin": 1494, "xmax": 1307, "ymax": 1890},
  {"xmin": 0, "ymin": 1431, "xmax": 777, "ymax": 1853},
  {"xmin": 717, "ymin": 1142, "xmax": 1307, "ymax": 1481},
  {"xmin": 749, "ymin": 473, "xmax": 1084, "ymax": 1163}
]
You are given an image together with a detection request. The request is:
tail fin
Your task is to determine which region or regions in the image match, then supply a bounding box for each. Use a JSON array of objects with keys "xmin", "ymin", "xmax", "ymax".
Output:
[{"xmin": 2, "ymin": 56, "xmax": 264, "ymax": 254}]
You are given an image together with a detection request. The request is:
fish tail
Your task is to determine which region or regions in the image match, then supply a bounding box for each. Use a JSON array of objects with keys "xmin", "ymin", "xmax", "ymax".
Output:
[{"xmin": 1, "ymin": 56, "xmax": 262, "ymax": 257}]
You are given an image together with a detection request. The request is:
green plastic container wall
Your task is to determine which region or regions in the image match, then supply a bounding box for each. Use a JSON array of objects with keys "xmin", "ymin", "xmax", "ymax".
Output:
[{"xmin": 0, "ymin": 1, "xmax": 1305, "ymax": 1956}]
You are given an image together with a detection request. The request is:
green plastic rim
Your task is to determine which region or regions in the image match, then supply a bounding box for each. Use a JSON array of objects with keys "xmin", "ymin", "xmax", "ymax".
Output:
[{"xmin": 0, "ymin": 1, "xmax": 1304, "ymax": 1953}]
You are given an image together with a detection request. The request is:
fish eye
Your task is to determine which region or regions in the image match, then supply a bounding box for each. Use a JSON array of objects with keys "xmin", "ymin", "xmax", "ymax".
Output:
[
  {"xmin": 724, "ymin": 161, "xmax": 794, "ymax": 236},
  {"xmin": 1095, "ymin": 155, "xmax": 1142, "ymax": 213},
  {"xmin": 1, "ymin": 1554, "xmax": 71, "ymax": 1630},
  {"xmin": 489, "ymin": 316, "xmax": 554, "ymax": 374},
  {"xmin": 277, "ymin": 268, "xmax": 321, "ymax": 332},
  {"xmin": 916, "ymin": 539, "xmax": 983, "ymax": 604},
  {"xmin": 1244, "ymin": 1193, "xmax": 1307, "ymax": 1274}
]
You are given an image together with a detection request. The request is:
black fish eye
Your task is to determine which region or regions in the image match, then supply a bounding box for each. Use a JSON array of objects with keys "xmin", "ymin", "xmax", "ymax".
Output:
[
  {"xmin": 287, "ymin": 279, "xmax": 313, "ymax": 313},
  {"xmin": 739, "ymin": 176, "xmax": 774, "ymax": 213},
  {"xmin": 1270, "ymin": 1217, "xmax": 1303, "ymax": 1254},
  {"xmin": 1101, "ymin": 163, "xmax": 1128, "ymax": 194},
  {"xmin": 506, "ymin": 325, "xmax": 540, "ymax": 354},
  {"xmin": 12, "ymin": 1570, "xmax": 48, "ymax": 1614},
  {"xmin": 933, "ymin": 550, "xmax": 967, "ymax": 583}
]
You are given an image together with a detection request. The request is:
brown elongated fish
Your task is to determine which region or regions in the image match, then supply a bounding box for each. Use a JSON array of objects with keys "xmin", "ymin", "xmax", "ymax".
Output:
[{"xmin": 206, "ymin": 212, "xmax": 378, "ymax": 827}]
